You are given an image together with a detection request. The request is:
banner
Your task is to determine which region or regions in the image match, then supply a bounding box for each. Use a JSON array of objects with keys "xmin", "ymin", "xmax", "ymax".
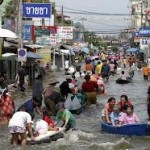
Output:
[{"xmin": 23, "ymin": 3, "xmax": 52, "ymax": 18}]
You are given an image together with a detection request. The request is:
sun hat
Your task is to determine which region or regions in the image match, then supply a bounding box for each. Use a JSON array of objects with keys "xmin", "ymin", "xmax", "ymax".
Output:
[
  {"xmin": 86, "ymin": 71, "xmax": 92, "ymax": 75},
  {"xmin": 49, "ymin": 78, "xmax": 59, "ymax": 85}
]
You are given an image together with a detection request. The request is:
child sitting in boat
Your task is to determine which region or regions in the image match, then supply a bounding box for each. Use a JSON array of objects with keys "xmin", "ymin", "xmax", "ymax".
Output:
[
  {"xmin": 110, "ymin": 105, "xmax": 122, "ymax": 126},
  {"xmin": 101, "ymin": 97, "xmax": 116, "ymax": 124},
  {"xmin": 55, "ymin": 102, "xmax": 76, "ymax": 131},
  {"xmin": 118, "ymin": 95, "xmax": 132, "ymax": 112},
  {"xmin": 119, "ymin": 105, "xmax": 139, "ymax": 125},
  {"xmin": 120, "ymin": 71, "xmax": 127, "ymax": 80}
]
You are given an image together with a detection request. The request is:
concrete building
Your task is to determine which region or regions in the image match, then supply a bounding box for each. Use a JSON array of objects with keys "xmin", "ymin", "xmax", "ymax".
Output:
[{"xmin": 131, "ymin": 0, "xmax": 149, "ymax": 29}]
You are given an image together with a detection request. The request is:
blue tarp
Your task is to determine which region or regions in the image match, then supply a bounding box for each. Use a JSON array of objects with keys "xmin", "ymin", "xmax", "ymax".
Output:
[
  {"xmin": 27, "ymin": 51, "xmax": 42, "ymax": 59},
  {"xmin": 126, "ymin": 48, "xmax": 139, "ymax": 53}
]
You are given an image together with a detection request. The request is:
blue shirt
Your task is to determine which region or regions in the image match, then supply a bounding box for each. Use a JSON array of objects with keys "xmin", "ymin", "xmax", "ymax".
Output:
[{"xmin": 18, "ymin": 99, "xmax": 35, "ymax": 113}]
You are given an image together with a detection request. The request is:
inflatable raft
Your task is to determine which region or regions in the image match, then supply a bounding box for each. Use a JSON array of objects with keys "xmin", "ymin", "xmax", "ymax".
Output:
[
  {"xmin": 101, "ymin": 122, "xmax": 149, "ymax": 136},
  {"xmin": 116, "ymin": 78, "xmax": 132, "ymax": 84},
  {"xmin": 27, "ymin": 128, "xmax": 64, "ymax": 145}
]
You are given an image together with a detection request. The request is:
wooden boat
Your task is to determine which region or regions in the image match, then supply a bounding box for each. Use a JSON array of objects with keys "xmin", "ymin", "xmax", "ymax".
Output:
[
  {"xmin": 116, "ymin": 78, "xmax": 131, "ymax": 84},
  {"xmin": 101, "ymin": 122, "xmax": 149, "ymax": 136},
  {"xmin": 27, "ymin": 128, "xmax": 64, "ymax": 145}
]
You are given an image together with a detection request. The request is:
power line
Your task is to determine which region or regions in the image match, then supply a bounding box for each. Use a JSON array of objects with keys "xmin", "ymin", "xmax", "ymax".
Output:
[{"xmin": 56, "ymin": 5, "xmax": 130, "ymax": 16}]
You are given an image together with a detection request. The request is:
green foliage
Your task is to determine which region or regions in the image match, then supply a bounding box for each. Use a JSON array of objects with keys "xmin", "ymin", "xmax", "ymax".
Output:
[
  {"xmin": 4, "ymin": 0, "xmax": 56, "ymax": 18},
  {"xmin": 111, "ymin": 46, "xmax": 119, "ymax": 52}
]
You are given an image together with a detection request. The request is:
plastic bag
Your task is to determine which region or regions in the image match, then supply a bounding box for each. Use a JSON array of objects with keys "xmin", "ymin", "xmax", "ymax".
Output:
[{"xmin": 65, "ymin": 94, "xmax": 81, "ymax": 110}]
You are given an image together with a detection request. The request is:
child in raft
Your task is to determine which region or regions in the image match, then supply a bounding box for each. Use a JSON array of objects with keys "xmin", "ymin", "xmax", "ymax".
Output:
[
  {"xmin": 119, "ymin": 105, "xmax": 139, "ymax": 125},
  {"xmin": 101, "ymin": 97, "xmax": 116, "ymax": 124},
  {"xmin": 34, "ymin": 109, "xmax": 59, "ymax": 135},
  {"xmin": 110, "ymin": 105, "xmax": 122, "ymax": 126}
]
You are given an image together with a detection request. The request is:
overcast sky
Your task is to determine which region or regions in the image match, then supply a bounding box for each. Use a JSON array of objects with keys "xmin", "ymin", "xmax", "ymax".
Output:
[
  {"xmin": 52, "ymin": 0, "xmax": 131, "ymax": 32},
  {"xmin": 52, "ymin": 0, "xmax": 129, "ymax": 14}
]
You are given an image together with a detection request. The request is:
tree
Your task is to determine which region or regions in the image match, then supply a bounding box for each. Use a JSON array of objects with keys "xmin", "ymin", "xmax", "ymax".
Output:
[{"xmin": 0, "ymin": 0, "xmax": 3, "ymax": 5}]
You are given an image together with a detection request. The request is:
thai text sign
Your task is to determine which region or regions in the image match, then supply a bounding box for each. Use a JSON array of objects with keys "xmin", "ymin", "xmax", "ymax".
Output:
[
  {"xmin": 57, "ymin": 26, "xmax": 73, "ymax": 39},
  {"xmin": 23, "ymin": 25, "xmax": 32, "ymax": 40},
  {"xmin": 50, "ymin": 35, "xmax": 57, "ymax": 46},
  {"xmin": 23, "ymin": 3, "xmax": 51, "ymax": 18},
  {"xmin": 139, "ymin": 27, "xmax": 150, "ymax": 36},
  {"xmin": 140, "ymin": 38, "xmax": 150, "ymax": 45}
]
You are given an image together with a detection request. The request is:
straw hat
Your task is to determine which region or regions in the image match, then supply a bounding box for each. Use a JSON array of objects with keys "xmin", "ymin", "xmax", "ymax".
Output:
[
  {"xmin": 49, "ymin": 78, "xmax": 59, "ymax": 85},
  {"xmin": 86, "ymin": 71, "xmax": 92, "ymax": 75}
]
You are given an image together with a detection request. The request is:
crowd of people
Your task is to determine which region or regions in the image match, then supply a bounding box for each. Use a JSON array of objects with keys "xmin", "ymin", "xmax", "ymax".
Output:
[{"xmin": 0, "ymin": 51, "xmax": 150, "ymax": 146}]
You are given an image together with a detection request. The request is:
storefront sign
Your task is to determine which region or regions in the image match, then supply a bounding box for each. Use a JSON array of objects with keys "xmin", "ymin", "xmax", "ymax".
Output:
[
  {"xmin": 139, "ymin": 27, "xmax": 150, "ymax": 36},
  {"xmin": 140, "ymin": 38, "xmax": 150, "ymax": 45},
  {"xmin": 57, "ymin": 26, "xmax": 73, "ymax": 39},
  {"xmin": 36, "ymin": 47, "xmax": 51, "ymax": 63}
]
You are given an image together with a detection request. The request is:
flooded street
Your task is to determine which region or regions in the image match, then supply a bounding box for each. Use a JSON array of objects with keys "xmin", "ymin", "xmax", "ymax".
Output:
[{"xmin": 0, "ymin": 68, "xmax": 150, "ymax": 150}]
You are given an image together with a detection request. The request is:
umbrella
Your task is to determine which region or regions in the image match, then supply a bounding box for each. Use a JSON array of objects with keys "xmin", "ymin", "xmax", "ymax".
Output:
[
  {"xmin": 126, "ymin": 48, "xmax": 139, "ymax": 53},
  {"xmin": 0, "ymin": 29, "xmax": 18, "ymax": 38},
  {"xmin": 90, "ymin": 56, "xmax": 99, "ymax": 60}
]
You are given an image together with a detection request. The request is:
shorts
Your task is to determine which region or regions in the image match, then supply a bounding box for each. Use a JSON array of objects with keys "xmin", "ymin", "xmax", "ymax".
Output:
[{"xmin": 9, "ymin": 126, "xmax": 25, "ymax": 134}]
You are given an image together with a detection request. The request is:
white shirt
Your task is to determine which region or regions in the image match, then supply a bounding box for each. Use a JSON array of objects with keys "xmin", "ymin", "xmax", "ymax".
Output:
[
  {"xmin": 8, "ymin": 111, "xmax": 32, "ymax": 129},
  {"xmin": 35, "ymin": 119, "xmax": 48, "ymax": 134},
  {"xmin": 65, "ymin": 60, "xmax": 69, "ymax": 69}
]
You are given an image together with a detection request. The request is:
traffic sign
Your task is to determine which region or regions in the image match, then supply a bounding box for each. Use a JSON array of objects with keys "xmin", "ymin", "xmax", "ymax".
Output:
[{"xmin": 18, "ymin": 48, "xmax": 27, "ymax": 62}]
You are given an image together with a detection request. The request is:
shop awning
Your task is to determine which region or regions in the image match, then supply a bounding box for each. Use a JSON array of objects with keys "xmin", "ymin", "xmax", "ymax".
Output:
[
  {"xmin": 2, "ymin": 53, "xmax": 17, "ymax": 60},
  {"xmin": 0, "ymin": 29, "xmax": 18, "ymax": 38},
  {"xmin": 27, "ymin": 51, "xmax": 42, "ymax": 59}
]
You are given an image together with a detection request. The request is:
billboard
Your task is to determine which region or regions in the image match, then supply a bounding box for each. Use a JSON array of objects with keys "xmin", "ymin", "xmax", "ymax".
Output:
[
  {"xmin": 57, "ymin": 26, "xmax": 73, "ymax": 39},
  {"xmin": 23, "ymin": 3, "xmax": 52, "ymax": 18}
]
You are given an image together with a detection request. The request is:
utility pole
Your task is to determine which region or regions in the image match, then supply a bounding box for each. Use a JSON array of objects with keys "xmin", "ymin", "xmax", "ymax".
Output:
[
  {"xmin": 18, "ymin": 0, "xmax": 23, "ymax": 49},
  {"xmin": 42, "ymin": 0, "xmax": 45, "ymax": 29},
  {"xmin": 141, "ymin": 2, "xmax": 143, "ymax": 27},
  {"xmin": 61, "ymin": 5, "xmax": 64, "ymax": 26}
]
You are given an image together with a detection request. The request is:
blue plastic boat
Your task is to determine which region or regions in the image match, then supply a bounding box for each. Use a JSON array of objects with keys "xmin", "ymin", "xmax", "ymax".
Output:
[{"xmin": 101, "ymin": 122, "xmax": 149, "ymax": 136}]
